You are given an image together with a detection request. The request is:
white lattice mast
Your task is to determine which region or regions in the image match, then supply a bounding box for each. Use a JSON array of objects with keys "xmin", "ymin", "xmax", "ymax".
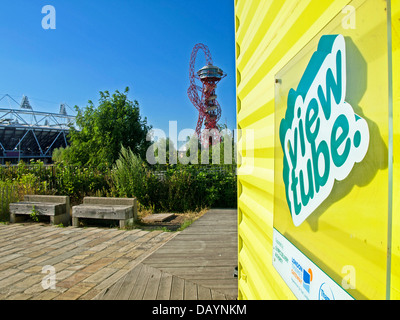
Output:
[{"xmin": 20, "ymin": 95, "xmax": 32, "ymax": 109}]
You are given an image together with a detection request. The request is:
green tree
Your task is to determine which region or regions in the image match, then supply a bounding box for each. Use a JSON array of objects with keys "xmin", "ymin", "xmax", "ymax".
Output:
[{"xmin": 55, "ymin": 87, "xmax": 151, "ymax": 168}]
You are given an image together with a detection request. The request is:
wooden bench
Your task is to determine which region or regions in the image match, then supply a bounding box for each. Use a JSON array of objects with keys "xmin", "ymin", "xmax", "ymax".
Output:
[
  {"xmin": 72, "ymin": 197, "xmax": 137, "ymax": 228},
  {"xmin": 9, "ymin": 195, "xmax": 70, "ymax": 225}
]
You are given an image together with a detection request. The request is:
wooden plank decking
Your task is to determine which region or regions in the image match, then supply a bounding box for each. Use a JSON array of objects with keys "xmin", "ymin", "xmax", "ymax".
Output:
[
  {"xmin": 95, "ymin": 209, "xmax": 238, "ymax": 300},
  {"xmin": 0, "ymin": 223, "xmax": 178, "ymax": 300}
]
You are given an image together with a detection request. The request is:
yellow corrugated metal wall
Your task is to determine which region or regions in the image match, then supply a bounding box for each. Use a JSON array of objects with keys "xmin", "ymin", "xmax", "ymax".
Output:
[
  {"xmin": 235, "ymin": 0, "xmax": 399, "ymax": 300},
  {"xmin": 391, "ymin": 0, "xmax": 400, "ymax": 300}
]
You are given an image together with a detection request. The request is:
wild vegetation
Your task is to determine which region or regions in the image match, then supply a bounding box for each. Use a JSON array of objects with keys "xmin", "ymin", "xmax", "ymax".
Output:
[
  {"xmin": 0, "ymin": 88, "xmax": 237, "ymax": 223},
  {"xmin": 112, "ymin": 146, "xmax": 237, "ymax": 213}
]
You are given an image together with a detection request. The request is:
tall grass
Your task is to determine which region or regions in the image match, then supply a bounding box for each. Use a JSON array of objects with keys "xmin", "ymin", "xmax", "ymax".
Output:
[
  {"xmin": 0, "ymin": 180, "xmax": 48, "ymax": 222},
  {"xmin": 112, "ymin": 146, "xmax": 237, "ymax": 213},
  {"xmin": 0, "ymin": 182, "xmax": 18, "ymax": 221},
  {"xmin": 0, "ymin": 162, "xmax": 52, "ymax": 221},
  {"xmin": 112, "ymin": 146, "xmax": 149, "ymax": 206}
]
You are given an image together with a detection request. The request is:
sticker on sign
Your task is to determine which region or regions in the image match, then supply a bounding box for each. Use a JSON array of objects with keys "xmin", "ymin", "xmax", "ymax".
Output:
[{"xmin": 272, "ymin": 228, "xmax": 354, "ymax": 300}]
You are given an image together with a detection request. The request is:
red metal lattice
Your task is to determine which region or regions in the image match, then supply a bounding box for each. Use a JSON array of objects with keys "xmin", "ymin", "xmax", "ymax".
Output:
[{"xmin": 187, "ymin": 43, "xmax": 225, "ymax": 147}]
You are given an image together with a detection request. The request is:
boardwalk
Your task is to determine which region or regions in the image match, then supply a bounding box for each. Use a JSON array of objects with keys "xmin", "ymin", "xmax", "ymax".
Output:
[
  {"xmin": 0, "ymin": 223, "xmax": 176, "ymax": 300},
  {"xmin": 0, "ymin": 209, "xmax": 237, "ymax": 300},
  {"xmin": 96, "ymin": 209, "xmax": 238, "ymax": 300}
]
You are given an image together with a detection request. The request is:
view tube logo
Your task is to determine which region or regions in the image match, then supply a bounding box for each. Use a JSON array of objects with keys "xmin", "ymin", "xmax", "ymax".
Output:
[
  {"xmin": 279, "ymin": 34, "xmax": 370, "ymax": 227},
  {"xmin": 291, "ymin": 258, "xmax": 312, "ymax": 293}
]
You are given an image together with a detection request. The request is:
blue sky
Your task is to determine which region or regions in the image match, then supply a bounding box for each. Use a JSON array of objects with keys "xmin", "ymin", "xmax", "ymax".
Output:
[{"xmin": 0, "ymin": 0, "xmax": 236, "ymax": 137}]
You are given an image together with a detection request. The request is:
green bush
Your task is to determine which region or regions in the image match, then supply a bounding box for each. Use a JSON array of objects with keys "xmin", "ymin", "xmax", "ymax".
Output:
[
  {"xmin": 54, "ymin": 88, "xmax": 152, "ymax": 169},
  {"xmin": 0, "ymin": 160, "xmax": 113, "ymax": 208},
  {"xmin": 0, "ymin": 149, "xmax": 237, "ymax": 221},
  {"xmin": 53, "ymin": 163, "xmax": 112, "ymax": 205},
  {"xmin": 112, "ymin": 147, "xmax": 237, "ymax": 213}
]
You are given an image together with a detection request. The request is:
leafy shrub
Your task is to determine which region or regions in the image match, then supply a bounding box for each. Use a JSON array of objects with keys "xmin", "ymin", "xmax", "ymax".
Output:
[
  {"xmin": 112, "ymin": 147, "xmax": 237, "ymax": 213},
  {"xmin": 0, "ymin": 148, "xmax": 237, "ymax": 221},
  {"xmin": 54, "ymin": 88, "xmax": 152, "ymax": 169},
  {"xmin": 51, "ymin": 163, "xmax": 113, "ymax": 205},
  {"xmin": 0, "ymin": 160, "xmax": 113, "ymax": 208}
]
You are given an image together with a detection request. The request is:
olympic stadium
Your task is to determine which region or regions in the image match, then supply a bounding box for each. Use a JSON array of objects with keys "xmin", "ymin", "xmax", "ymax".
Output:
[{"xmin": 0, "ymin": 94, "xmax": 75, "ymax": 164}]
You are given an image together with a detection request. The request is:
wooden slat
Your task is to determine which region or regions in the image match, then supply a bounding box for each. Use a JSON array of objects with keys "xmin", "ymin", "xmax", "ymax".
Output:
[
  {"xmin": 128, "ymin": 264, "xmax": 153, "ymax": 300},
  {"xmin": 197, "ymin": 285, "xmax": 212, "ymax": 300},
  {"xmin": 211, "ymin": 290, "xmax": 227, "ymax": 300},
  {"xmin": 156, "ymin": 266, "xmax": 236, "ymax": 279},
  {"xmin": 98, "ymin": 273, "xmax": 127, "ymax": 300},
  {"xmin": 142, "ymin": 266, "xmax": 162, "ymax": 300},
  {"xmin": 184, "ymin": 280, "xmax": 198, "ymax": 300},
  {"xmin": 156, "ymin": 272, "xmax": 173, "ymax": 300},
  {"xmin": 98, "ymin": 209, "xmax": 238, "ymax": 300},
  {"xmin": 115, "ymin": 263, "xmax": 143, "ymax": 300},
  {"xmin": 170, "ymin": 276, "xmax": 184, "ymax": 300}
]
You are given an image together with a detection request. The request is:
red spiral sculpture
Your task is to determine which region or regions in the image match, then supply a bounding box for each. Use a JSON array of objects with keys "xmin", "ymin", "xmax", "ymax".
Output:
[{"xmin": 188, "ymin": 43, "xmax": 226, "ymax": 147}]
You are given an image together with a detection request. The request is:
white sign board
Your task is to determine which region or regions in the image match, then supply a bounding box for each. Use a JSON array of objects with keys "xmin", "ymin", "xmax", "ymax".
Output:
[{"xmin": 272, "ymin": 228, "xmax": 354, "ymax": 300}]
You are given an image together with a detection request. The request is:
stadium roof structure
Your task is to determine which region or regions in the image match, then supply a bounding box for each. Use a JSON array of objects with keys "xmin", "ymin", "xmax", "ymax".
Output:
[{"xmin": 0, "ymin": 94, "xmax": 76, "ymax": 163}]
